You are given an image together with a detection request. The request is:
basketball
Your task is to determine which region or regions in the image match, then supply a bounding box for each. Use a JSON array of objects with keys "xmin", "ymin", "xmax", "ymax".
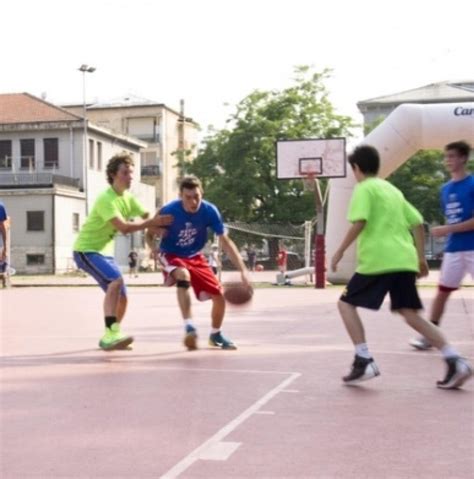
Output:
[
  {"xmin": 255, "ymin": 264, "xmax": 264, "ymax": 272},
  {"xmin": 223, "ymin": 282, "xmax": 253, "ymax": 305}
]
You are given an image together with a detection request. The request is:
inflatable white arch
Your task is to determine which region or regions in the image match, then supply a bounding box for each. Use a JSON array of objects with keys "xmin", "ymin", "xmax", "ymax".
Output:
[{"xmin": 326, "ymin": 102, "xmax": 474, "ymax": 283}]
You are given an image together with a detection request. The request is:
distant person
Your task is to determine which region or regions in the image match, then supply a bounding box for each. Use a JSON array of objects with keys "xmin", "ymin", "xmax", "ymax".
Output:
[
  {"xmin": 276, "ymin": 243, "xmax": 288, "ymax": 273},
  {"xmin": 0, "ymin": 200, "xmax": 9, "ymax": 288},
  {"xmin": 73, "ymin": 153, "xmax": 172, "ymax": 351},
  {"xmin": 331, "ymin": 145, "xmax": 471, "ymax": 389},
  {"xmin": 410, "ymin": 141, "xmax": 474, "ymax": 351},
  {"xmin": 208, "ymin": 244, "xmax": 221, "ymax": 275},
  {"xmin": 128, "ymin": 249, "xmax": 139, "ymax": 278},
  {"xmin": 247, "ymin": 246, "xmax": 257, "ymax": 271},
  {"xmin": 0, "ymin": 200, "xmax": 8, "ymax": 261},
  {"xmin": 146, "ymin": 175, "xmax": 250, "ymax": 351}
]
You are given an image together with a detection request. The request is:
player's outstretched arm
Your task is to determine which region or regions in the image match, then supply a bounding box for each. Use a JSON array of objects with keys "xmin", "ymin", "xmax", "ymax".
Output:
[
  {"xmin": 431, "ymin": 216, "xmax": 474, "ymax": 237},
  {"xmin": 219, "ymin": 234, "xmax": 250, "ymax": 285},
  {"xmin": 110, "ymin": 214, "xmax": 173, "ymax": 235}
]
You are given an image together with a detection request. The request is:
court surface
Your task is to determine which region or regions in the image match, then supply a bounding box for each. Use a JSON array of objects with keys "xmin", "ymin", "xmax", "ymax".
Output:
[{"xmin": 1, "ymin": 286, "xmax": 473, "ymax": 478}]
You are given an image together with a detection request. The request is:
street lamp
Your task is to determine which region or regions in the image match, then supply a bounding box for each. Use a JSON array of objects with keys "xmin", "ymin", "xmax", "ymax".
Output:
[{"xmin": 78, "ymin": 64, "xmax": 96, "ymax": 215}]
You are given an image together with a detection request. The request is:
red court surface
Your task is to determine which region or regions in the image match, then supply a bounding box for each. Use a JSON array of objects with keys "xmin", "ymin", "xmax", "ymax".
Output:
[{"xmin": 1, "ymin": 285, "xmax": 473, "ymax": 478}]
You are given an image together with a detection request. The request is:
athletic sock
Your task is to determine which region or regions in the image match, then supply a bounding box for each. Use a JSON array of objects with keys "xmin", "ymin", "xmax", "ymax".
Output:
[
  {"xmin": 105, "ymin": 316, "xmax": 117, "ymax": 329},
  {"xmin": 355, "ymin": 343, "xmax": 372, "ymax": 359},
  {"xmin": 184, "ymin": 319, "xmax": 194, "ymax": 330},
  {"xmin": 441, "ymin": 345, "xmax": 459, "ymax": 359},
  {"xmin": 211, "ymin": 328, "xmax": 220, "ymax": 334}
]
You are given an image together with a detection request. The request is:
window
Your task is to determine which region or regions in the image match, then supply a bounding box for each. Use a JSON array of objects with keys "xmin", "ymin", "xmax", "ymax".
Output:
[
  {"xmin": 27, "ymin": 211, "xmax": 45, "ymax": 231},
  {"xmin": 20, "ymin": 139, "xmax": 35, "ymax": 170},
  {"xmin": 0, "ymin": 140, "xmax": 12, "ymax": 169},
  {"xmin": 72, "ymin": 213, "xmax": 80, "ymax": 232},
  {"xmin": 26, "ymin": 254, "xmax": 45, "ymax": 265},
  {"xmin": 97, "ymin": 142, "xmax": 102, "ymax": 170},
  {"xmin": 43, "ymin": 138, "xmax": 59, "ymax": 169},
  {"xmin": 89, "ymin": 139, "xmax": 94, "ymax": 169}
]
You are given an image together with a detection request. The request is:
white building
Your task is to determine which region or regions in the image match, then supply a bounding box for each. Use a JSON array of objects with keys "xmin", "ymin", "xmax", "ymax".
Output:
[
  {"xmin": 0, "ymin": 93, "xmax": 155, "ymax": 274},
  {"xmin": 63, "ymin": 96, "xmax": 199, "ymax": 207},
  {"xmin": 358, "ymin": 80, "xmax": 474, "ymax": 126}
]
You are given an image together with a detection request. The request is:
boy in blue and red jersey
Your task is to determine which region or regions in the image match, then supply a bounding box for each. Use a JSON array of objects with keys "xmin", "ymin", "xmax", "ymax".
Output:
[{"xmin": 146, "ymin": 176, "xmax": 249, "ymax": 351}]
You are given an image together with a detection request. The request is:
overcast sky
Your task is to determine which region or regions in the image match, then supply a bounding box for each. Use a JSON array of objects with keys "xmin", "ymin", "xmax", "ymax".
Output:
[{"xmin": 2, "ymin": 0, "xmax": 472, "ymax": 140}]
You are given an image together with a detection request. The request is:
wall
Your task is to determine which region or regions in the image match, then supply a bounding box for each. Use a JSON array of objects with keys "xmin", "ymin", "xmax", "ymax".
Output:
[
  {"xmin": 53, "ymin": 191, "xmax": 86, "ymax": 273},
  {"xmin": 1, "ymin": 191, "xmax": 53, "ymax": 273}
]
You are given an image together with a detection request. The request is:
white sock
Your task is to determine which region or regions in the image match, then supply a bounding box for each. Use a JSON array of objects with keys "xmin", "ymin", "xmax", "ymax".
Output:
[
  {"xmin": 211, "ymin": 327, "xmax": 220, "ymax": 334},
  {"xmin": 355, "ymin": 343, "xmax": 372, "ymax": 359},
  {"xmin": 441, "ymin": 345, "xmax": 459, "ymax": 359},
  {"xmin": 184, "ymin": 319, "xmax": 194, "ymax": 329}
]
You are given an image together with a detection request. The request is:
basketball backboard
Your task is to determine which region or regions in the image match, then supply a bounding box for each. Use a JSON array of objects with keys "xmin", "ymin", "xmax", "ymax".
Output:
[{"xmin": 276, "ymin": 137, "xmax": 346, "ymax": 179}]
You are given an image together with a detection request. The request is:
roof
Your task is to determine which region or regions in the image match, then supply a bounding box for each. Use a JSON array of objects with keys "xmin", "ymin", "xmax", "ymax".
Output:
[
  {"xmin": 62, "ymin": 94, "xmax": 198, "ymax": 124},
  {"xmin": 62, "ymin": 94, "xmax": 165, "ymax": 110},
  {"xmin": 358, "ymin": 81, "xmax": 474, "ymax": 108},
  {"xmin": 0, "ymin": 93, "xmax": 82, "ymax": 124}
]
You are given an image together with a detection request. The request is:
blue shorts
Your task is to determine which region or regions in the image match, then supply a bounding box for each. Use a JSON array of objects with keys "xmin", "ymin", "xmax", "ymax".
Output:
[
  {"xmin": 0, "ymin": 261, "xmax": 7, "ymax": 273},
  {"xmin": 73, "ymin": 252, "xmax": 126, "ymax": 296}
]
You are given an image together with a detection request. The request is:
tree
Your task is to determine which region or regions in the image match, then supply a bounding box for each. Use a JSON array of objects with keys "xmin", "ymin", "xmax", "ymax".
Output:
[
  {"xmin": 187, "ymin": 66, "xmax": 355, "ymax": 223},
  {"xmin": 387, "ymin": 150, "xmax": 448, "ymax": 224}
]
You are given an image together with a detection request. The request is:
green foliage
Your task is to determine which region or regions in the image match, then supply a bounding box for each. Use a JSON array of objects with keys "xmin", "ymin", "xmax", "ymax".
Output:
[{"xmin": 188, "ymin": 66, "xmax": 355, "ymax": 222}]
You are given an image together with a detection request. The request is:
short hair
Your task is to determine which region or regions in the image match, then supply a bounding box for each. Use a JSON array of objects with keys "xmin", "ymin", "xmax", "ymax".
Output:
[
  {"xmin": 106, "ymin": 152, "xmax": 134, "ymax": 185},
  {"xmin": 179, "ymin": 175, "xmax": 202, "ymax": 192},
  {"xmin": 348, "ymin": 145, "xmax": 380, "ymax": 175},
  {"xmin": 445, "ymin": 141, "xmax": 471, "ymax": 160}
]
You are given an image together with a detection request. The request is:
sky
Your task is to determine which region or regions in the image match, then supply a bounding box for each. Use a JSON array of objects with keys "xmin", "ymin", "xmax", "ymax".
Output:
[{"xmin": 2, "ymin": 0, "xmax": 473, "ymax": 141}]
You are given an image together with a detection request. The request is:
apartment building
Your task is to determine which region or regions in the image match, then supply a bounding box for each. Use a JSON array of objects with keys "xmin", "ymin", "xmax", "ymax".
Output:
[
  {"xmin": 63, "ymin": 96, "xmax": 199, "ymax": 207},
  {"xmin": 0, "ymin": 93, "xmax": 154, "ymax": 273}
]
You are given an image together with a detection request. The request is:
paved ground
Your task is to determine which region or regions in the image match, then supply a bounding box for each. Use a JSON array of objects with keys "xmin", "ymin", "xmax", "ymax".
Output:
[{"xmin": 0, "ymin": 284, "xmax": 473, "ymax": 478}]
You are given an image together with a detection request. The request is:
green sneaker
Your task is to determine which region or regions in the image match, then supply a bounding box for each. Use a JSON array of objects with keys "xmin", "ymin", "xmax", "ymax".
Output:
[{"xmin": 99, "ymin": 323, "xmax": 134, "ymax": 351}]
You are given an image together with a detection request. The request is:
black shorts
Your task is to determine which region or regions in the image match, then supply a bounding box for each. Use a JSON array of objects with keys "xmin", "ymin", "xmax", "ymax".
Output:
[{"xmin": 340, "ymin": 272, "xmax": 423, "ymax": 311}]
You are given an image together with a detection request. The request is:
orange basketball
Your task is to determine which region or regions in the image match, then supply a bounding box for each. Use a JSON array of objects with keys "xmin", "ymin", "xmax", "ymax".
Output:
[{"xmin": 223, "ymin": 283, "xmax": 253, "ymax": 305}]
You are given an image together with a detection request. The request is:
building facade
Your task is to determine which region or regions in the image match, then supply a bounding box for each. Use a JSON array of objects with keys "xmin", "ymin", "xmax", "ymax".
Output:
[
  {"xmin": 63, "ymin": 96, "xmax": 199, "ymax": 208},
  {"xmin": 0, "ymin": 93, "xmax": 155, "ymax": 274},
  {"xmin": 358, "ymin": 80, "xmax": 474, "ymax": 126}
]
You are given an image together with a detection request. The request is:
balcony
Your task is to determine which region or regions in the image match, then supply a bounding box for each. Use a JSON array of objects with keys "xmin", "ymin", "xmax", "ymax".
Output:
[
  {"xmin": 141, "ymin": 165, "xmax": 161, "ymax": 177},
  {"xmin": 0, "ymin": 172, "xmax": 80, "ymax": 189}
]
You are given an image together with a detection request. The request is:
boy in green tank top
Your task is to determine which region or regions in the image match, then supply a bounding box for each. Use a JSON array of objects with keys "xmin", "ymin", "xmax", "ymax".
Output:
[{"xmin": 331, "ymin": 145, "xmax": 471, "ymax": 389}]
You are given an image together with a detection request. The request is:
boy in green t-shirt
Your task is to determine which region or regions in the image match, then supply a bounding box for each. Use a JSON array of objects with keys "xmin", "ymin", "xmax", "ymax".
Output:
[
  {"xmin": 331, "ymin": 145, "xmax": 471, "ymax": 389},
  {"xmin": 73, "ymin": 153, "xmax": 172, "ymax": 351}
]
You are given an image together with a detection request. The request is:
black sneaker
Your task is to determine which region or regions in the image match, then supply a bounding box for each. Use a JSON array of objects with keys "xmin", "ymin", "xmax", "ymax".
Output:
[
  {"xmin": 437, "ymin": 357, "xmax": 472, "ymax": 389},
  {"xmin": 343, "ymin": 355, "xmax": 380, "ymax": 384}
]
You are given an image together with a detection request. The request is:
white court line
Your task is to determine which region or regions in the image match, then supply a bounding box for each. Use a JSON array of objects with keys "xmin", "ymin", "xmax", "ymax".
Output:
[{"xmin": 160, "ymin": 372, "xmax": 301, "ymax": 479}]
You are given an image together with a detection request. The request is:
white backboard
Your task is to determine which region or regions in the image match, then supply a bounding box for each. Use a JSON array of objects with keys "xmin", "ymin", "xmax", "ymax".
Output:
[{"xmin": 276, "ymin": 138, "xmax": 347, "ymax": 179}]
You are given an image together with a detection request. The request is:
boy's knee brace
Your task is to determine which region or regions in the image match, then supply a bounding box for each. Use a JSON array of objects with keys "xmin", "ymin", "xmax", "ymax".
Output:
[{"xmin": 176, "ymin": 280, "xmax": 190, "ymax": 289}]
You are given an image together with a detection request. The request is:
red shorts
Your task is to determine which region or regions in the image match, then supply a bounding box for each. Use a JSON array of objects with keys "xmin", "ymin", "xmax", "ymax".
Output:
[{"xmin": 159, "ymin": 252, "xmax": 223, "ymax": 301}]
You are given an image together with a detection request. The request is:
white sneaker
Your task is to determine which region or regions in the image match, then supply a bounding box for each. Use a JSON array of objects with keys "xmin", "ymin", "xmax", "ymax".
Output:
[
  {"xmin": 409, "ymin": 336, "xmax": 432, "ymax": 351},
  {"xmin": 437, "ymin": 357, "xmax": 472, "ymax": 389}
]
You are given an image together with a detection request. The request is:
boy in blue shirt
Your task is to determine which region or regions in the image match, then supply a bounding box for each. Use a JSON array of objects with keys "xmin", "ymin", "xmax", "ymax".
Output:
[
  {"xmin": 411, "ymin": 141, "xmax": 474, "ymax": 355},
  {"xmin": 146, "ymin": 176, "xmax": 250, "ymax": 351}
]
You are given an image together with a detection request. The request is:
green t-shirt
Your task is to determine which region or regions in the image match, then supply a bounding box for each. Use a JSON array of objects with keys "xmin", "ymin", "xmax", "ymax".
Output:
[
  {"xmin": 348, "ymin": 177, "xmax": 423, "ymax": 275},
  {"xmin": 74, "ymin": 187, "xmax": 147, "ymax": 255}
]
